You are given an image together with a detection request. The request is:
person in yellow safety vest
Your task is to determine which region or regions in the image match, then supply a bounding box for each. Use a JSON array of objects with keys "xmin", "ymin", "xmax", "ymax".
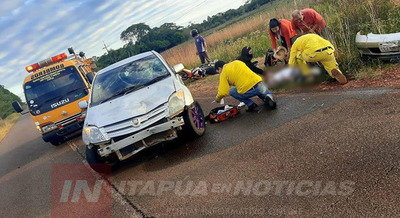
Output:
[
  {"xmin": 214, "ymin": 60, "xmax": 276, "ymax": 112},
  {"xmin": 288, "ymin": 34, "xmax": 347, "ymax": 84}
]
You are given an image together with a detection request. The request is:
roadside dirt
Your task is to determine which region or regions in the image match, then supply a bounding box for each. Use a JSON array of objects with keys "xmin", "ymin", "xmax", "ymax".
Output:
[{"xmin": 318, "ymin": 65, "xmax": 400, "ymax": 90}]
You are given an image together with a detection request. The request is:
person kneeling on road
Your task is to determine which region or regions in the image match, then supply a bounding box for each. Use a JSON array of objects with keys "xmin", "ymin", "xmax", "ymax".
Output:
[
  {"xmin": 289, "ymin": 34, "xmax": 347, "ymax": 84},
  {"xmin": 214, "ymin": 60, "xmax": 276, "ymax": 112}
]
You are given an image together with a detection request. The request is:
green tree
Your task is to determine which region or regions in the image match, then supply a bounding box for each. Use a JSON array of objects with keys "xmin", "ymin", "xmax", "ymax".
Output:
[{"xmin": 120, "ymin": 23, "xmax": 151, "ymax": 43}]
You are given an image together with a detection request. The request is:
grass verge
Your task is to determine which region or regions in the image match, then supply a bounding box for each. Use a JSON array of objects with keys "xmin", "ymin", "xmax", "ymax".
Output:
[{"xmin": 0, "ymin": 113, "xmax": 21, "ymax": 143}]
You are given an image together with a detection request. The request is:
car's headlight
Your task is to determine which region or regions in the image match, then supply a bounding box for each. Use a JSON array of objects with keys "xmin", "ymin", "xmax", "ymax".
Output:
[
  {"xmin": 168, "ymin": 90, "xmax": 185, "ymax": 117},
  {"xmin": 82, "ymin": 126, "xmax": 110, "ymax": 145},
  {"xmin": 41, "ymin": 123, "xmax": 57, "ymax": 132}
]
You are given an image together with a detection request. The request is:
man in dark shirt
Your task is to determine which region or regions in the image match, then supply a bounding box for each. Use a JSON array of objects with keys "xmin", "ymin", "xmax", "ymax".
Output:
[{"xmin": 191, "ymin": 29, "xmax": 211, "ymax": 64}]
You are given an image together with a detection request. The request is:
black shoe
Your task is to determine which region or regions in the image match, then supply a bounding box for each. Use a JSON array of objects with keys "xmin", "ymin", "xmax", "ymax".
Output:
[
  {"xmin": 264, "ymin": 96, "xmax": 277, "ymax": 110},
  {"xmin": 246, "ymin": 103, "xmax": 259, "ymax": 112}
]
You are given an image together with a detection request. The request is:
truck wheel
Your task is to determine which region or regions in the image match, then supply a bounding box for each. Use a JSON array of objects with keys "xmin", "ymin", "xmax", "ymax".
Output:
[
  {"xmin": 86, "ymin": 146, "xmax": 110, "ymax": 173},
  {"xmin": 182, "ymin": 101, "xmax": 206, "ymax": 137}
]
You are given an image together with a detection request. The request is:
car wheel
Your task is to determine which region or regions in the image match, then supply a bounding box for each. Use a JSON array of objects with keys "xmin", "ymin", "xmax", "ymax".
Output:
[
  {"xmin": 182, "ymin": 101, "xmax": 206, "ymax": 137},
  {"xmin": 86, "ymin": 146, "xmax": 110, "ymax": 173}
]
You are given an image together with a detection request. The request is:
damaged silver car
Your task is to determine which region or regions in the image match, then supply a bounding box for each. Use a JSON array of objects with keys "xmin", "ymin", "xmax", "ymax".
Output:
[
  {"xmin": 79, "ymin": 51, "xmax": 206, "ymax": 172},
  {"xmin": 356, "ymin": 31, "xmax": 400, "ymax": 60}
]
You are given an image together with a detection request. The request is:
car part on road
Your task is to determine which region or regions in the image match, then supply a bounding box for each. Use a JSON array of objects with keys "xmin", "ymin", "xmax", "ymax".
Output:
[{"xmin": 356, "ymin": 31, "xmax": 400, "ymax": 60}]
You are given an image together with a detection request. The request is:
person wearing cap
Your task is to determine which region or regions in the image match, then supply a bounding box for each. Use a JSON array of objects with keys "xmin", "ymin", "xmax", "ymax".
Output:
[
  {"xmin": 291, "ymin": 9, "xmax": 327, "ymax": 37},
  {"xmin": 288, "ymin": 34, "xmax": 347, "ymax": 84},
  {"xmin": 191, "ymin": 29, "xmax": 211, "ymax": 64},
  {"xmin": 214, "ymin": 60, "xmax": 276, "ymax": 112},
  {"xmin": 269, "ymin": 18, "xmax": 297, "ymax": 55},
  {"xmin": 237, "ymin": 46, "xmax": 264, "ymax": 75}
]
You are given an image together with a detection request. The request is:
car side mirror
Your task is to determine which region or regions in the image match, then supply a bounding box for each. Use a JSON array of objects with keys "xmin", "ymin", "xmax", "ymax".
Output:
[
  {"xmin": 173, "ymin": 64, "xmax": 184, "ymax": 73},
  {"xmin": 78, "ymin": 100, "xmax": 88, "ymax": 109}
]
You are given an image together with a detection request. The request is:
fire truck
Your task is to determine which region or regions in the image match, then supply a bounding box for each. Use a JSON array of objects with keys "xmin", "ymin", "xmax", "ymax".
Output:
[{"xmin": 12, "ymin": 48, "xmax": 96, "ymax": 145}]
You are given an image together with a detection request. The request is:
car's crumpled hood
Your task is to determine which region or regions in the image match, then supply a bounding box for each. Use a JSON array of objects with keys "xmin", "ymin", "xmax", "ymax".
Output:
[{"xmin": 85, "ymin": 77, "xmax": 175, "ymax": 128}]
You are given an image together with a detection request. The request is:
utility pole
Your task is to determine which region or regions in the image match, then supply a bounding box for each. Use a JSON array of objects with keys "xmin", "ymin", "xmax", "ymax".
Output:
[
  {"xmin": 102, "ymin": 41, "xmax": 110, "ymax": 54},
  {"xmin": 102, "ymin": 41, "xmax": 116, "ymax": 62}
]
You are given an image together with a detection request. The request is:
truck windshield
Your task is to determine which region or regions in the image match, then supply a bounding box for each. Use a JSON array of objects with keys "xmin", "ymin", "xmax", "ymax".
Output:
[
  {"xmin": 91, "ymin": 54, "xmax": 170, "ymax": 106},
  {"xmin": 24, "ymin": 66, "xmax": 87, "ymax": 115}
]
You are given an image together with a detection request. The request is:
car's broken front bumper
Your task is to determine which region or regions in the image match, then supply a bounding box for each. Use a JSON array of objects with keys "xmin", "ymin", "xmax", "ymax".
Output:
[
  {"xmin": 97, "ymin": 117, "xmax": 184, "ymax": 160},
  {"xmin": 356, "ymin": 32, "xmax": 400, "ymax": 59}
]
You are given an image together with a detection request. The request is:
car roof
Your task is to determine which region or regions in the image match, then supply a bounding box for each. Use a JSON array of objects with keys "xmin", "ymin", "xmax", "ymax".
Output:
[{"xmin": 96, "ymin": 51, "xmax": 156, "ymax": 75}]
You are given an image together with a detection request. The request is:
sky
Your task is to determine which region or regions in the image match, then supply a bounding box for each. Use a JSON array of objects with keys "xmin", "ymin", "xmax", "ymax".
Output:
[{"xmin": 0, "ymin": 0, "xmax": 246, "ymax": 99}]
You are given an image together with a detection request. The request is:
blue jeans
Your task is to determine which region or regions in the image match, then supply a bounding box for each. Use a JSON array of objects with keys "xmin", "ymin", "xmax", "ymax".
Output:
[{"xmin": 229, "ymin": 82, "xmax": 273, "ymax": 106}]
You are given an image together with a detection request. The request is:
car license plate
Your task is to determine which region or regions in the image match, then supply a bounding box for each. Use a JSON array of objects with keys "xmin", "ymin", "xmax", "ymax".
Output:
[{"xmin": 379, "ymin": 42, "xmax": 400, "ymax": 53}]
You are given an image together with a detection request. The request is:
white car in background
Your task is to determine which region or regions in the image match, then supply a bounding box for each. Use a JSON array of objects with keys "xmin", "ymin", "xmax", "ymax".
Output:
[
  {"xmin": 356, "ymin": 31, "xmax": 400, "ymax": 60},
  {"xmin": 78, "ymin": 51, "xmax": 206, "ymax": 172}
]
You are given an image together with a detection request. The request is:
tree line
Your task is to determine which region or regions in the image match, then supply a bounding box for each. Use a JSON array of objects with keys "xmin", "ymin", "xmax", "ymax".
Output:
[{"xmin": 95, "ymin": 0, "xmax": 273, "ymax": 69}]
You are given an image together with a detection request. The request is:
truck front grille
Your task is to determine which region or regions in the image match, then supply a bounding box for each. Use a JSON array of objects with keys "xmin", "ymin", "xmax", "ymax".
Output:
[{"xmin": 55, "ymin": 113, "xmax": 82, "ymax": 126}]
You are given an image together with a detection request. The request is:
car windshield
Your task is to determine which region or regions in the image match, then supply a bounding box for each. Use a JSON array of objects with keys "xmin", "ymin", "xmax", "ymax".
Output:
[
  {"xmin": 90, "ymin": 54, "xmax": 170, "ymax": 106},
  {"xmin": 24, "ymin": 66, "xmax": 87, "ymax": 115}
]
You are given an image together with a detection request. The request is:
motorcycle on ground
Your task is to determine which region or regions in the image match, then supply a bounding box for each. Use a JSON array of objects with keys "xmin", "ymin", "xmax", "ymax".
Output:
[{"xmin": 178, "ymin": 62, "xmax": 218, "ymax": 81}]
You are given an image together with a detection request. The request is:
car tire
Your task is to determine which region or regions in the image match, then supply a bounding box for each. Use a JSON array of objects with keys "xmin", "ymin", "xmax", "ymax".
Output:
[
  {"xmin": 86, "ymin": 146, "xmax": 110, "ymax": 173},
  {"xmin": 182, "ymin": 101, "xmax": 206, "ymax": 137}
]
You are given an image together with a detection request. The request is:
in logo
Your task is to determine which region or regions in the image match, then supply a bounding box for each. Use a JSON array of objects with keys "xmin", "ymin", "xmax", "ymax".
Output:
[
  {"xmin": 59, "ymin": 180, "xmax": 104, "ymax": 202},
  {"xmin": 51, "ymin": 164, "xmax": 112, "ymax": 217}
]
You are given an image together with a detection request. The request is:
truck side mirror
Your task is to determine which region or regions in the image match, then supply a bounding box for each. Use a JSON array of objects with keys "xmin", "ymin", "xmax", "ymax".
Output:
[
  {"xmin": 78, "ymin": 100, "xmax": 88, "ymax": 109},
  {"xmin": 173, "ymin": 64, "xmax": 184, "ymax": 73},
  {"xmin": 12, "ymin": 101, "xmax": 23, "ymax": 113}
]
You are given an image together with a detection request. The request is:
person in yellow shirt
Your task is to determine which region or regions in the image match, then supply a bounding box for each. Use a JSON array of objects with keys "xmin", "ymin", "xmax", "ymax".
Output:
[
  {"xmin": 215, "ymin": 60, "xmax": 276, "ymax": 112},
  {"xmin": 288, "ymin": 34, "xmax": 347, "ymax": 84}
]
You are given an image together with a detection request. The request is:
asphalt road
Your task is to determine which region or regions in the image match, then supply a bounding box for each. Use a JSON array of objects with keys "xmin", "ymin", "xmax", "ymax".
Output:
[{"xmin": 1, "ymin": 87, "xmax": 400, "ymax": 217}]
